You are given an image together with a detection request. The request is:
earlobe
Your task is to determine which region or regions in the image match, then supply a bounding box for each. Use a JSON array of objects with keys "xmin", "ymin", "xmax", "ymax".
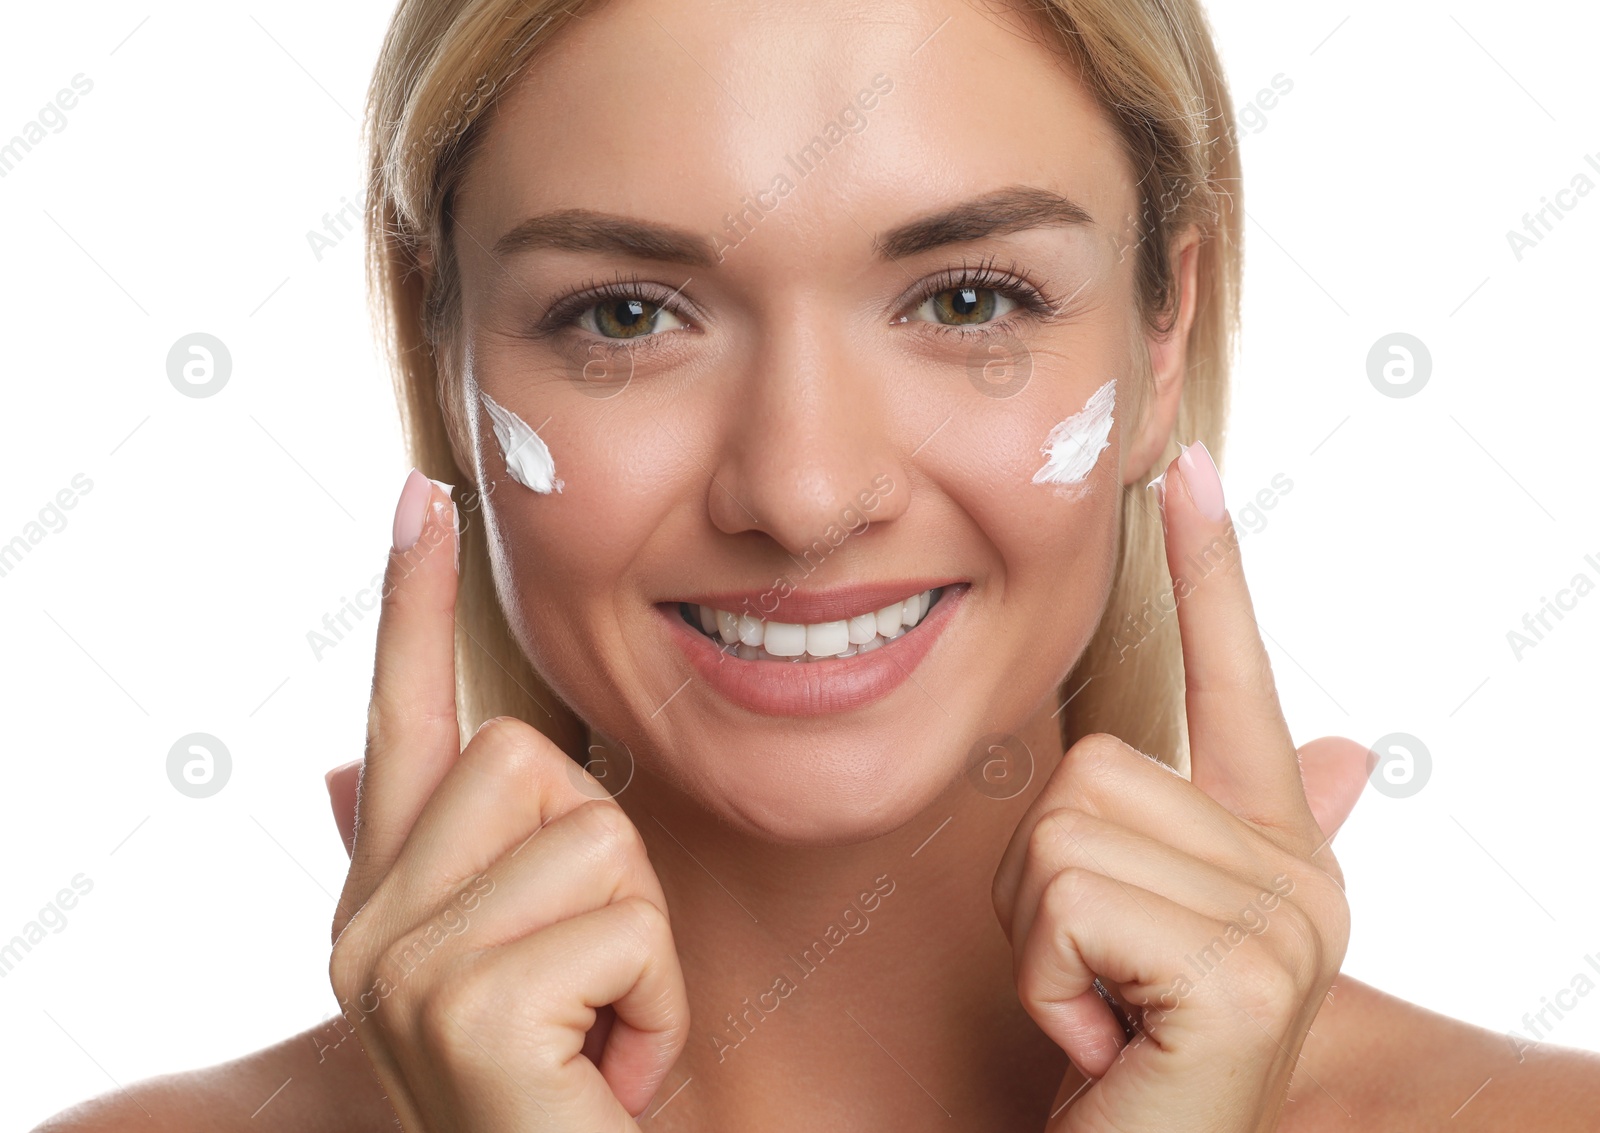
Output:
[{"xmin": 1120, "ymin": 228, "xmax": 1202, "ymax": 485}]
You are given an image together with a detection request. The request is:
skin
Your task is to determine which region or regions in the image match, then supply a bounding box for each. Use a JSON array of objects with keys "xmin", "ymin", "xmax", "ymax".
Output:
[{"xmin": 34, "ymin": 0, "xmax": 1600, "ymax": 1129}]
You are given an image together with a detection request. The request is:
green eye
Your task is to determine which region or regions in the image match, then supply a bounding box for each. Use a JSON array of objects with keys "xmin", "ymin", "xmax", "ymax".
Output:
[{"xmin": 909, "ymin": 284, "xmax": 1023, "ymax": 328}]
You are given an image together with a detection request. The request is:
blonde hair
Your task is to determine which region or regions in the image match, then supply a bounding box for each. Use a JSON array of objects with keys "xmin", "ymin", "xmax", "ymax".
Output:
[{"xmin": 362, "ymin": 0, "xmax": 1242, "ymax": 772}]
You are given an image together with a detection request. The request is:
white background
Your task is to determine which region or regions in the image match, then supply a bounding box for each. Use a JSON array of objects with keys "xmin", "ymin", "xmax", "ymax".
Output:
[{"xmin": 2, "ymin": 0, "xmax": 1597, "ymax": 1127}]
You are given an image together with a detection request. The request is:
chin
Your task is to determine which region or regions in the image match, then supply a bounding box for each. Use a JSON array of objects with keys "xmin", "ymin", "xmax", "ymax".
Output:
[{"xmin": 666, "ymin": 720, "xmax": 976, "ymax": 846}]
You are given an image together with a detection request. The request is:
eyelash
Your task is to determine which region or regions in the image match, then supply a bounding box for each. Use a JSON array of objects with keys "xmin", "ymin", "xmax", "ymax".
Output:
[
  {"xmin": 536, "ymin": 254, "xmax": 1065, "ymax": 350},
  {"xmin": 538, "ymin": 271, "xmax": 689, "ymax": 343},
  {"xmin": 902, "ymin": 254, "xmax": 1066, "ymax": 340}
]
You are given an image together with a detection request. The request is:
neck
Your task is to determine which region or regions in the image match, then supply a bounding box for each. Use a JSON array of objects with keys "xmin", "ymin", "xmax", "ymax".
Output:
[{"xmin": 606, "ymin": 697, "xmax": 1076, "ymax": 1130}]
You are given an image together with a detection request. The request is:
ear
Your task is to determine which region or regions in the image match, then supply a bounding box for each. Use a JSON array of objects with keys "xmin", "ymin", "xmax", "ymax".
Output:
[{"xmin": 1121, "ymin": 225, "xmax": 1202, "ymax": 486}]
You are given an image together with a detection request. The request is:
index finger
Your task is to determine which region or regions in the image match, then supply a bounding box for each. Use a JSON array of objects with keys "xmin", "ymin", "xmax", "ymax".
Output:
[
  {"xmin": 1156, "ymin": 441, "xmax": 1317, "ymax": 844},
  {"xmin": 340, "ymin": 469, "xmax": 462, "ymax": 925}
]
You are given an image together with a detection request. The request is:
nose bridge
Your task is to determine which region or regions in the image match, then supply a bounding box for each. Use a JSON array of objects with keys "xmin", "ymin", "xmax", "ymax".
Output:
[{"xmin": 708, "ymin": 311, "xmax": 908, "ymax": 551}]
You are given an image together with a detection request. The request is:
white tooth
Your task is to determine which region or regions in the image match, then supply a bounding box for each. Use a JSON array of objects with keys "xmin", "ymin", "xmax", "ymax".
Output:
[
  {"xmin": 902, "ymin": 593, "xmax": 924, "ymax": 628},
  {"xmin": 697, "ymin": 605, "xmax": 718, "ymax": 635},
  {"xmin": 858, "ymin": 635, "xmax": 883, "ymax": 652},
  {"xmin": 836, "ymin": 643, "xmax": 858, "ymax": 657},
  {"xmin": 874, "ymin": 601, "xmax": 903, "ymax": 637},
  {"xmin": 847, "ymin": 613, "xmax": 878, "ymax": 644},
  {"xmin": 806, "ymin": 620, "xmax": 849, "ymax": 657},
  {"xmin": 716, "ymin": 609, "xmax": 739, "ymax": 643},
  {"xmin": 737, "ymin": 613, "xmax": 765, "ymax": 647},
  {"xmin": 764, "ymin": 621, "xmax": 806, "ymax": 657},
  {"xmin": 736, "ymin": 643, "xmax": 760, "ymax": 660}
]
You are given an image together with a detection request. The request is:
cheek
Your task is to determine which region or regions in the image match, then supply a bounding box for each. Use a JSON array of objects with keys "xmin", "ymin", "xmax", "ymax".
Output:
[
  {"xmin": 920, "ymin": 337, "xmax": 1132, "ymax": 654},
  {"xmin": 477, "ymin": 405, "xmax": 692, "ymax": 663},
  {"xmin": 925, "ymin": 325, "xmax": 1134, "ymax": 509}
]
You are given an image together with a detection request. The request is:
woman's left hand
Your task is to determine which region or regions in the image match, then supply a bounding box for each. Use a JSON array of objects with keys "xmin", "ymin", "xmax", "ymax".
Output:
[{"xmin": 993, "ymin": 441, "xmax": 1370, "ymax": 1132}]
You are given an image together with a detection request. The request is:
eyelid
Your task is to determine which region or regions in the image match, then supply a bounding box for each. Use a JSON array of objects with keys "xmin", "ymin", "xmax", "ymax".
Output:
[
  {"xmin": 537, "ymin": 272, "xmax": 703, "ymax": 340},
  {"xmin": 535, "ymin": 255, "xmax": 1067, "ymax": 345},
  {"xmin": 892, "ymin": 254, "xmax": 1065, "ymax": 327}
]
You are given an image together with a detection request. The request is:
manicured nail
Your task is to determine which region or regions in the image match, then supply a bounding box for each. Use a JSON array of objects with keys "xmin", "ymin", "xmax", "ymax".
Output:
[
  {"xmin": 392, "ymin": 468, "xmax": 432, "ymax": 550},
  {"xmin": 1177, "ymin": 440, "xmax": 1226, "ymax": 523},
  {"xmin": 428, "ymin": 477, "xmax": 459, "ymax": 572},
  {"xmin": 324, "ymin": 758, "xmax": 362, "ymax": 791},
  {"xmin": 325, "ymin": 759, "xmax": 362, "ymax": 858}
]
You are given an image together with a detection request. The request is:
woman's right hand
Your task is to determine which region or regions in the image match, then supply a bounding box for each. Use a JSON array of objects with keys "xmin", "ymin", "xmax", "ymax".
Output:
[{"xmin": 327, "ymin": 469, "xmax": 689, "ymax": 1132}]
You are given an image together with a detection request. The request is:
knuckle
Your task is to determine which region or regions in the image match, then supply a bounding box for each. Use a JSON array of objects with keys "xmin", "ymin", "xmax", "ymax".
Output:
[
  {"xmin": 1194, "ymin": 640, "xmax": 1277, "ymax": 702},
  {"xmin": 1230, "ymin": 940, "xmax": 1304, "ymax": 1028},
  {"xmin": 329, "ymin": 906, "xmax": 388, "ymax": 1000},
  {"xmin": 611, "ymin": 894, "xmax": 671, "ymax": 952},
  {"xmin": 1235, "ymin": 896, "xmax": 1321, "ymax": 1007},
  {"xmin": 579, "ymin": 793, "xmax": 633, "ymax": 844},
  {"xmin": 328, "ymin": 933, "xmax": 370, "ymax": 1004},
  {"xmin": 1070, "ymin": 731, "xmax": 1125, "ymax": 766},
  {"xmin": 1028, "ymin": 807, "xmax": 1093, "ymax": 865},
  {"xmin": 462, "ymin": 716, "xmax": 544, "ymax": 782},
  {"xmin": 1039, "ymin": 865, "xmax": 1099, "ymax": 925},
  {"xmin": 415, "ymin": 965, "xmax": 488, "ymax": 1058},
  {"xmin": 576, "ymin": 798, "xmax": 642, "ymax": 860},
  {"xmin": 1323, "ymin": 894, "xmax": 1352, "ymax": 970},
  {"xmin": 1295, "ymin": 871, "xmax": 1351, "ymax": 975},
  {"xmin": 1061, "ymin": 732, "xmax": 1129, "ymax": 795},
  {"xmin": 1274, "ymin": 900, "xmax": 1323, "ymax": 986},
  {"xmin": 373, "ymin": 935, "xmax": 422, "ymax": 993}
]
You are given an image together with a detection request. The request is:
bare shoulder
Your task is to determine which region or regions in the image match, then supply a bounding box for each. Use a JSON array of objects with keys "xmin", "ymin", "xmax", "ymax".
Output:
[
  {"xmin": 30, "ymin": 1020, "xmax": 396, "ymax": 1133},
  {"xmin": 1280, "ymin": 973, "xmax": 1600, "ymax": 1131}
]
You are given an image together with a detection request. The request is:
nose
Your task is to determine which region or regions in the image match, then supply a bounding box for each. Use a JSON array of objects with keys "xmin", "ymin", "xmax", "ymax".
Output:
[{"xmin": 706, "ymin": 315, "xmax": 910, "ymax": 553}]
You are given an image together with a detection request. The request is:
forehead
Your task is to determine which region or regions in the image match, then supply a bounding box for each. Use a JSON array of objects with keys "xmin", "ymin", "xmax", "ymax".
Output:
[{"xmin": 457, "ymin": 0, "xmax": 1133, "ymax": 262}]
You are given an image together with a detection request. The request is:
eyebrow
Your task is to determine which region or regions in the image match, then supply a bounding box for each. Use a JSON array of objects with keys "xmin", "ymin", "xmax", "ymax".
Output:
[
  {"xmin": 491, "ymin": 209, "xmax": 720, "ymax": 267},
  {"xmin": 872, "ymin": 185, "xmax": 1095, "ymax": 260},
  {"xmin": 487, "ymin": 184, "xmax": 1094, "ymax": 267}
]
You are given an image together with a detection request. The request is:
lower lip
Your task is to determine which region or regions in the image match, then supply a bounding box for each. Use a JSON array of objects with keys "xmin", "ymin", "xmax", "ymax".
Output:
[{"xmin": 657, "ymin": 586, "xmax": 968, "ymax": 717}]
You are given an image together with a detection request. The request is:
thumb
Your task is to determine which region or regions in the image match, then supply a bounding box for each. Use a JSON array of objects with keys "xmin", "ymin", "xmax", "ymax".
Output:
[
  {"xmin": 1296, "ymin": 736, "xmax": 1375, "ymax": 843},
  {"xmin": 325, "ymin": 759, "xmax": 362, "ymax": 858}
]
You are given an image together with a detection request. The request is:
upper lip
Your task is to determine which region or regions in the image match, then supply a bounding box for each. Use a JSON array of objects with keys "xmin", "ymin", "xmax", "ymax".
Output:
[{"xmin": 669, "ymin": 579, "xmax": 966, "ymax": 624}]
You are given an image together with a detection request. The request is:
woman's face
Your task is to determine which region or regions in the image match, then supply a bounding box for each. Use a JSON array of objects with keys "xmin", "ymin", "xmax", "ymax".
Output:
[{"xmin": 448, "ymin": 0, "xmax": 1178, "ymax": 842}]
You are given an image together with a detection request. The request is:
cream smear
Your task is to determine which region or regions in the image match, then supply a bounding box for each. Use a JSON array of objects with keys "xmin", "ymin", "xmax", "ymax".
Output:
[
  {"xmin": 1032, "ymin": 378, "xmax": 1116, "ymax": 487},
  {"xmin": 480, "ymin": 390, "xmax": 563, "ymax": 494}
]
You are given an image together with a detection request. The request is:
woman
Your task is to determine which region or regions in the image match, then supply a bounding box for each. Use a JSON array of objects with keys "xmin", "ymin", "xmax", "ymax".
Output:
[{"xmin": 37, "ymin": 0, "xmax": 1600, "ymax": 1128}]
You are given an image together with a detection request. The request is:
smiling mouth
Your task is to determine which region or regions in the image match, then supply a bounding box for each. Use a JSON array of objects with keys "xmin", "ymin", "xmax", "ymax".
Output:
[{"xmin": 677, "ymin": 587, "xmax": 947, "ymax": 663}]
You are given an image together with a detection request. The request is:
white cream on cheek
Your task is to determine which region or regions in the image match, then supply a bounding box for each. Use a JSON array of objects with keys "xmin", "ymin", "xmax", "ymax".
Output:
[
  {"xmin": 1032, "ymin": 378, "xmax": 1116, "ymax": 487},
  {"xmin": 480, "ymin": 390, "xmax": 564, "ymax": 494}
]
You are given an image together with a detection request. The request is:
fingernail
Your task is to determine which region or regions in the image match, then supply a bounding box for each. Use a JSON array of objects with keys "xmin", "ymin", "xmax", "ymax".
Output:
[
  {"xmin": 324, "ymin": 758, "xmax": 362, "ymax": 791},
  {"xmin": 392, "ymin": 468, "xmax": 431, "ymax": 550},
  {"xmin": 325, "ymin": 759, "xmax": 362, "ymax": 858},
  {"xmin": 1177, "ymin": 440, "xmax": 1226, "ymax": 523},
  {"xmin": 428, "ymin": 477, "xmax": 459, "ymax": 572}
]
